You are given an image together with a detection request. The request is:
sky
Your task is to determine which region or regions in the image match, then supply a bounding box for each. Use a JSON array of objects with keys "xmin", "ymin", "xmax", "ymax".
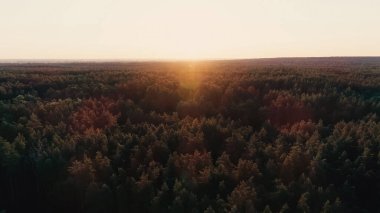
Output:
[{"xmin": 0, "ymin": 0, "xmax": 379, "ymax": 60}]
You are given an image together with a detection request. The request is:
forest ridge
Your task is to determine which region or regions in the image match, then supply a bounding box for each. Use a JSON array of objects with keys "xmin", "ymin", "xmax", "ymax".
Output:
[{"xmin": 0, "ymin": 57, "xmax": 380, "ymax": 212}]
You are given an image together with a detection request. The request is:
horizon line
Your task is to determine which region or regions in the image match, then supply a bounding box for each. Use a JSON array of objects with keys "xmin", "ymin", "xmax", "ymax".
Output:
[{"xmin": 1, "ymin": 56, "xmax": 380, "ymax": 64}]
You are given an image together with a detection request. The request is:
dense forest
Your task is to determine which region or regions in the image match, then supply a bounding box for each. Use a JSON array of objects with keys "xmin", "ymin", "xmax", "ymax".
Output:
[{"xmin": 1, "ymin": 58, "xmax": 380, "ymax": 212}]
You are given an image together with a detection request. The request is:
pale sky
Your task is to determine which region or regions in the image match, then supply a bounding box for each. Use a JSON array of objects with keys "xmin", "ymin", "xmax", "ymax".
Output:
[{"xmin": 0, "ymin": 0, "xmax": 379, "ymax": 60}]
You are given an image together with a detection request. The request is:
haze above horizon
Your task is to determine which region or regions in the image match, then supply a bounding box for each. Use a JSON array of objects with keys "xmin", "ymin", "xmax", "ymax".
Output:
[{"xmin": 1, "ymin": 0, "xmax": 379, "ymax": 60}]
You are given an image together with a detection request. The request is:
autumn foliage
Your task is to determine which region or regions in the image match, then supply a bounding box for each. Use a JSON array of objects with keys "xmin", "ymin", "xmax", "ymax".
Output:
[{"xmin": 0, "ymin": 58, "xmax": 380, "ymax": 212}]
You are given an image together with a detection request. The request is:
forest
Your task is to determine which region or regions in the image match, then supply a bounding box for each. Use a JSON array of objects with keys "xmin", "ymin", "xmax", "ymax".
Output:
[{"xmin": 0, "ymin": 57, "xmax": 380, "ymax": 212}]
